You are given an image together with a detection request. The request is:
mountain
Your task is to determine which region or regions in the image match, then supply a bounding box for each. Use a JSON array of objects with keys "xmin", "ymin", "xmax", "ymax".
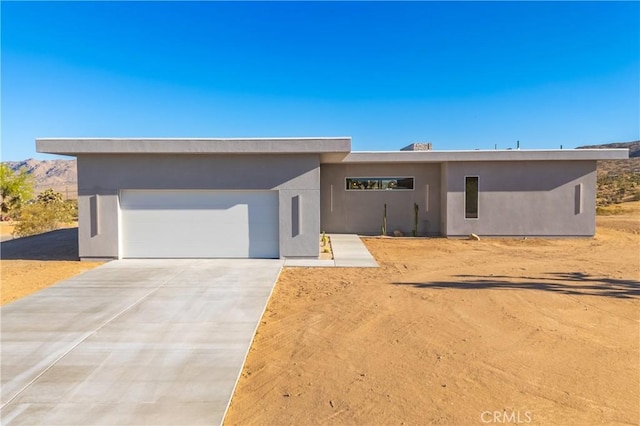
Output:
[
  {"xmin": 577, "ymin": 141, "xmax": 640, "ymax": 157},
  {"xmin": 3, "ymin": 158, "xmax": 78, "ymax": 199},
  {"xmin": 576, "ymin": 141, "xmax": 640, "ymax": 206}
]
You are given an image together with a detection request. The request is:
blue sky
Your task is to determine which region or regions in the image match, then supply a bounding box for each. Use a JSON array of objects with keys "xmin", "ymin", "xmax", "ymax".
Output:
[{"xmin": 2, "ymin": 1, "xmax": 639, "ymax": 161}]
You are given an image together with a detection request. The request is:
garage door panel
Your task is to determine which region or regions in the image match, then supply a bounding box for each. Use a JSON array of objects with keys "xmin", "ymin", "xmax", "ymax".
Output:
[{"xmin": 120, "ymin": 190, "xmax": 279, "ymax": 258}]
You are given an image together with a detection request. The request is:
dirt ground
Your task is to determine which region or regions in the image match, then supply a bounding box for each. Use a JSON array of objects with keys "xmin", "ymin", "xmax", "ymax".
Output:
[
  {"xmin": 0, "ymin": 208, "xmax": 638, "ymax": 424},
  {"xmin": 226, "ymin": 206, "xmax": 640, "ymax": 425},
  {"xmin": 0, "ymin": 260, "xmax": 104, "ymax": 305},
  {"xmin": 0, "ymin": 222, "xmax": 103, "ymax": 305},
  {"xmin": 0, "ymin": 221, "xmax": 16, "ymax": 237}
]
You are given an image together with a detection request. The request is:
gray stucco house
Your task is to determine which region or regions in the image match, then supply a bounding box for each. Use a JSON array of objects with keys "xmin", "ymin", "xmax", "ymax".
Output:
[{"xmin": 37, "ymin": 137, "xmax": 628, "ymax": 261}]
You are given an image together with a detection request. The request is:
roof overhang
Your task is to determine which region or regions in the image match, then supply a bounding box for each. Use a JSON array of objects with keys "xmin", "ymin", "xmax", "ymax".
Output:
[
  {"xmin": 36, "ymin": 137, "xmax": 352, "ymax": 156},
  {"xmin": 35, "ymin": 138, "xmax": 629, "ymax": 163},
  {"xmin": 322, "ymin": 149, "xmax": 629, "ymax": 163}
]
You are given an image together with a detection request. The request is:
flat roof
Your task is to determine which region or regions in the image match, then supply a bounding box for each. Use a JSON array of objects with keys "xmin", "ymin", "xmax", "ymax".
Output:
[
  {"xmin": 36, "ymin": 137, "xmax": 629, "ymax": 161},
  {"xmin": 328, "ymin": 149, "xmax": 630, "ymax": 163},
  {"xmin": 36, "ymin": 137, "xmax": 352, "ymax": 155}
]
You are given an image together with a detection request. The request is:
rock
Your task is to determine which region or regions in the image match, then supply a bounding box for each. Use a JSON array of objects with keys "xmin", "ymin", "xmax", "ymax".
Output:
[
  {"xmin": 393, "ymin": 229, "xmax": 404, "ymax": 237},
  {"xmin": 469, "ymin": 233, "xmax": 480, "ymax": 241}
]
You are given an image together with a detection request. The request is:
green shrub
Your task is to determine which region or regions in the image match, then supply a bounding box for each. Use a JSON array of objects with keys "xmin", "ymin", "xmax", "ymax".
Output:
[
  {"xmin": 0, "ymin": 164, "xmax": 34, "ymax": 220},
  {"xmin": 37, "ymin": 188, "xmax": 64, "ymax": 204},
  {"xmin": 64, "ymin": 199, "xmax": 79, "ymax": 220},
  {"xmin": 13, "ymin": 192, "xmax": 74, "ymax": 238}
]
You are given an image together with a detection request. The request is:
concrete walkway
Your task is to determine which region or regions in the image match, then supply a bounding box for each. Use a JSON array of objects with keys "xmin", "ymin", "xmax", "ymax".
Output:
[
  {"xmin": 284, "ymin": 234, "xmax": 378, "ymax": 268},
  {"xmin": 0, "ymin": 259, "xmax": 283, "ymax": 426}
]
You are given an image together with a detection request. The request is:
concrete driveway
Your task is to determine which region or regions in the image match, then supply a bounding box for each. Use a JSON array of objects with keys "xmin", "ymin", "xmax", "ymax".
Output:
[{"xmin": 1, "ymin": 258, "xmax": 283, "ymax": 425}]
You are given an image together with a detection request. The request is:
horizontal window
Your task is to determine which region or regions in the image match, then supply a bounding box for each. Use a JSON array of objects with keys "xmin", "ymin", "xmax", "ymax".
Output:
[{"xmin": 346, "ymin": 177, "xmax": 414, "ymax": 191}]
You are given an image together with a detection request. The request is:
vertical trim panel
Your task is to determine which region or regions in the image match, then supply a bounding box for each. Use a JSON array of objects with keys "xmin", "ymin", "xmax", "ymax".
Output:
[
  {"xmin": 117, "ymin": 193, "xmax": 123, "ymax": 260},
  {"xmin": 330, "ymin": 184, "xmax": 333, "ymax": 213},
  {"xmin": 90, "ymin": 195, "xmax": 100, "ymax": 237},
  {"xmin": 425, "ymin": 184, "xmax": 430, "ymax": 212},
  {"xmin": 575, "ymin": 183, "xmax": 583, "ymax": 215},
  {"xmin": 291, "ymin": 195, "xmax": 300, "ymax": 237}
]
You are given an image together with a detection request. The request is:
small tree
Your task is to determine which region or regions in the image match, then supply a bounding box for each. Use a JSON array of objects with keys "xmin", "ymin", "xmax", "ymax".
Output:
[
  {"xmin": 0, "ymin": 164, "xmax": 34, "ymax": 220},
  {"xmin": 13, "ymin": 189, "xmax": 73, "ymax": 237},
  {"xmin": 37, "ymin": 188, "xmax": 65, "ymax": 204}
]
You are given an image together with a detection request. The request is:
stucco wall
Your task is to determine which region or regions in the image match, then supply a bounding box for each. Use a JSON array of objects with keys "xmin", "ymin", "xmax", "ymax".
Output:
[
  {"xmin": 77, "ymin": 154, "xmax": 320, "ymax": 259},
  {"xmin": 442, "ymin": 160, "xmax": 597, "ymax": 236},
  {"xmin": 320, "ymin": 163, "xmax": 441, "ymax": 236},
  {"xmin": 440, "ymin": 162, "xmax": 448, "ymax": 234}
]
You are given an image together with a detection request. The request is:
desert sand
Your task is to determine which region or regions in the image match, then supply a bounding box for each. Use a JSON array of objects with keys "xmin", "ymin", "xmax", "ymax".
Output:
[
  {"xmin": 1, "ymin": 207, "xmax": 638, "ymax": 424},
  {"xmin": 0, "ymin": 261, "xmax": 104, "ymax": 305},
  {"xmin": 0, "ymin": 222, "xmax": 103, "ymax": 305},
  {"xmin": 0, "ymin": 221, "xmax": 17, "ymax": 239},
  {"xmin": 225, "ymin": 206, "xmax": 639, "ymax": 425}
]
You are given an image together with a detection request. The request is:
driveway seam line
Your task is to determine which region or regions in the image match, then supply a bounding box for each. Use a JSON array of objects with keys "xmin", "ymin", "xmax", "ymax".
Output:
[{"xmin": 0, "ymin": 267, "xmax": 181, "ymax": 410}]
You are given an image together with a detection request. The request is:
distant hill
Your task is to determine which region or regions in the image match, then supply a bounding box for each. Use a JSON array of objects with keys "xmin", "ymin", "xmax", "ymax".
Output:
[
  {"xmin": 577, "ymin": 141, "xmax": 640, "ymax": 157},
  {"xmin": 575, "ymin": 141, "xmax": 640, "ymax": 206},
  {"xmin": 2, "ymin": 158, "xmax": 78, "ymax": 199}
]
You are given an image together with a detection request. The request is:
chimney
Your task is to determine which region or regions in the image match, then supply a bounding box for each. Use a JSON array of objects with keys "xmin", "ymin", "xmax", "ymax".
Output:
[{"xmin": 401, "ymin": 142, "xmax": 433, "ymax": 151}]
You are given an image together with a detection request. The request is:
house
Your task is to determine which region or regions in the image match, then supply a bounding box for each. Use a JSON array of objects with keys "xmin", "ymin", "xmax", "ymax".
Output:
[{"xmin": 36, "ymin": 137, "xmax": 628, "ymax": 260}]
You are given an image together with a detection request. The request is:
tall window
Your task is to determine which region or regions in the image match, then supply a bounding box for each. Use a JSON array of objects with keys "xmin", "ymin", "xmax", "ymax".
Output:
[{"xmin": 465, "ymin": 176, "xmax": 479, "ymax": 219}]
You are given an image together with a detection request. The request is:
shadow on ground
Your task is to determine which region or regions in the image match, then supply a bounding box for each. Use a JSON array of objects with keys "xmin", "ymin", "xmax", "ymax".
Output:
[
  {"xmin": 393, "ymin": 272, "xmax": 640, "ymax": 299},
  {"xmin": 0, "ymin": 228, "xmax": 79, "ymax": 261}
]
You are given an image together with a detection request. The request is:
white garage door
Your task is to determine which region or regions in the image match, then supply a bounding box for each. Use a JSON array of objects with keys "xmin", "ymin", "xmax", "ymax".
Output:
[{"xmin": 120, "ymin": 190, "xmax": 279, "ymax": 258}]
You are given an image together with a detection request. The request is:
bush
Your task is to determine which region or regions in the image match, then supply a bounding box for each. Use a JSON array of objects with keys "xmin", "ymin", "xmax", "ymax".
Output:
[
  {"xmin": 64, "ymin": 199, "xmax": 79, "ymax": 220},
  {"xmin": 13, "ymin": 192, "xmax": 74, "ymax": 238},
  {"xmin": 597, "ymin": 206, "xmax": 616, "ymax": 216},
  {"xmin": 596, "ymin": 166, "xmax": 640, "ymax": 206},
  {"xmin": 37, "ymin": 188, "xmax": 65, "ymax": 204},
  {"xmin": 1, "ymin": 164, "xmax": 34, "ymax": 220}
]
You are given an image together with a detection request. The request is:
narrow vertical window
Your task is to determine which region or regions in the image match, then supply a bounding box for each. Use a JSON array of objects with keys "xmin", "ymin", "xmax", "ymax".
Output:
[{"xmin": 465, "ymin": 176, "xmax": 479, "ymax": 219}]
